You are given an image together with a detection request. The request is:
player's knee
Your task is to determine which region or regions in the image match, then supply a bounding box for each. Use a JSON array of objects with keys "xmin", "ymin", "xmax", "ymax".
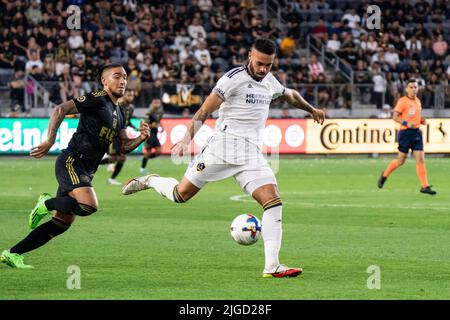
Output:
[
  {"xmin": 398, "ymin": 159, "xmax": 406, "ymax": 166},
  {"xmin": 74, "ymin": 203, "xmax": 98, "ymax": 216}
]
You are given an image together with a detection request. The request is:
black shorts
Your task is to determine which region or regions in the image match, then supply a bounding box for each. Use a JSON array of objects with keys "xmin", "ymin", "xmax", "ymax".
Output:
[
  {"xmin": 55, "ymin": 150, "xmax": 95, "ymax": 197},
  {"xmin": 398, "ymin": 128, "xmax": 424, "ymax": 154},
  {"xmin": 144, "ymin": 134, "xmax": 161, "ymax": 149}
]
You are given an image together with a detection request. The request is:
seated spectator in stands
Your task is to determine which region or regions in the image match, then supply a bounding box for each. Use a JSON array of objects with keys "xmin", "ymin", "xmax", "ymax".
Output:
[
  {"xmin": 140, "ymin": 57, "xmax": 155, "ymax": 82},
  {"xmin": 430, "ymin": 59, "xmax": 445, "ymax": 77},
  {"xmin": 188, "ymin": 17, "xmax": 207, "ymax": 40},
  {"xmin": 315, "ymin": 73, "xmax": 330, "ymax": 108},
  {"xmin": 361, "ymin": 33, "xmax": 378, "ymax": 54},
  {"xmin": 26, "ymin": 0, "xmax": 43, "ymax": 25},
  {"xmin": 194, "ymin": 40, "xmax": 212, "ymax": 68},
  {"xmin": 298, "ymin": 56, "xmax": 309, "ymax": 79},
  {"xmin": 42, "ymin": 54, "xmax": 57, "ymax": 81},
  {"xmin": 280, "ymin": 35, "xmax": 296, "ymax": 56},
  {"xmin": 126, "ymin": 32, "xmax": 141, "ymax": 59},
  {"xmin": 179, "ymin": 43, "xmax": 195, "ymax": 64},
  {"xmin": 328, "ymin": 20, "xmax": 344, "ymax": 39},
  {"xmin": 326, "ymin": 36, "xmax": 343, "ymax": 58},
  {"xmin": 173, "ymin": 28, "xmax": 191, "ymax": 52},
  {"xmin": 378, "ymin": 104, "xmax": 392, "ymax": 119},
  {"xmin": 432, "ymin": 34, "xmax": 448, "ymax": 58},
  {"xmin": 311, "ymin": 18, "xmax": 328, "ymax": 41},
  {"xmin": 371, "ymin": 48, "xmax": 389, "ymax": 72},
  {"xmin": 336, "ymin": 33, "xmax": 357, "ymax": 66},
  {"xmin": 406, "ymin": 34, "xmax": 422, "ymax": 58},
  {"xmin": 384, "ymin": 44, "xmax": 400, "ymax": 72},
  {"xmin": 231, "ymin": 47, "xmax": 247, "ymax": 68},
  {"xmin": 342, "ymin": 9, "xmax": 361, "ymax": 29},
  {"xmin": 424, "ymin": 73, "xmax": 440, "ymax": 108},
  {"xmin": 413, "ymin": 0, "xmax": 431, "ymax": 24},
  {"xmin": 25, "ymin": 49, "xmax": 43, "ymax": 74},
  {"xmin": 127, "ymin": 69, "xmax": 142, "ymax": 96},
  {"xmin": 12, "ymin": 24, "xmax": 28, "ymax": 57},
  {"xmin": 8, "ymin": 70, "xmax": 25, "ymax": 112},
  {"xmin": 198, "ymin": 66, "xmax": 214, "ymax": 86},
  {"xmin": 26, "ymin": 37, "xmax": 41, "ymax": 61},
  {"xmin": 180, "ymin": 56, "xmax": 199, "ymax": 83},
  {"xmin": 0, "ymin": 39, "xmax": 16, "ymax": 69},
  {"xmin": 413, "ymin": 23, "xmax": 429, "ymax": 41},
  {"xmin": 158, "ymin": 56, "xmax": 180, "ymax": 82},
  {"xmin": 210, "ymin": 3, "xmax": 228, "ymax": 35},
  {"xmin": 308, "ymin": 54, "xmax": 324, "ymax": 81},
  {"xmin": 68, "ymin": 30, "xmax": 84, "ymax": 50}
]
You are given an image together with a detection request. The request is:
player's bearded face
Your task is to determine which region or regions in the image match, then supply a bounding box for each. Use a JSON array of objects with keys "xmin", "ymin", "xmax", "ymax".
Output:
[
  {"xmin": 103, "ymin": 67, "xmax": 128, "ymax": 98},
  {"xmin": 248, "ymin": 49, "xmax": 275, "ymax": 81}
]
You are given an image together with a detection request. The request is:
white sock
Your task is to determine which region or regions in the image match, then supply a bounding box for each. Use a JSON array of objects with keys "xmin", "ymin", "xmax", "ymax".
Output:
[
  {"xmin": 148, "ymin": 176, "xmax": 179, "ymax": 202},
  {"xmin": 261, "ymin": 204, "xmax": 282, "ymax": 273}
]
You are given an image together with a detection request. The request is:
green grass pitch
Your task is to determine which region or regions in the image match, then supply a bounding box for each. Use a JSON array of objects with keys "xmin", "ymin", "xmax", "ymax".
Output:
[{"xmin": 0, "ymin": 156, "xmax": 449, "ymax": 299}]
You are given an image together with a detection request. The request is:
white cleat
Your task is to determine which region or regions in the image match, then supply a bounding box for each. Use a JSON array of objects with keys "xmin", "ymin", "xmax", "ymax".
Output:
[
  {"xmin": 107, "ymin": 178, "xmax": 122, "ymax": 186},
  {"xmin": 122, "ymin": 174, "xmax": 159, "ymax": 195},
  {"xmin": 139, "ymin": 168, "xmax": 148, "ymax": 175}
]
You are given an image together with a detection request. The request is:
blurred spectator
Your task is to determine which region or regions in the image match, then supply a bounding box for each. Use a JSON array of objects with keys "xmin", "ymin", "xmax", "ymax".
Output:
[
  {"xmin": 312, "ymin": 18, "xmax": 328, "ymax": 41},
  {"xmin": 372, "ymin": 70, "xmax": 387, "ymax": 109},
  {"xmin": 308, "ymin": 54, "xmax": 324, "ymax": 80},
  {"xmin": 68, "ymin": 30, "xmax": 84, "ymax": 50},
  {"xmin": 432, "ymin": 34, "xmax": 448, "ymax": 58},
  {"xmin": 8, "ymin": 70, "xmax": 25, "ymax": 112},
  {"xmin": 342, "ymin": 9, "xmax": 360, "ymax": 29},
  {"xmin": 384, "ymin": 45, "xmax": 400, "ymax": 71},
  {"xmin": 194, "ymin": 40, "xmax": 212, "ymax": 67},
  {"xmin": 126, "ymin": 32, "xmax": 141, "ymax": 59},
  {"xmin": 26, "ymin": 0, "xmax": 43, "ymax": 26},
  {"xmin": 25, "ymin": 49, "xmax": 43, "ymax": 73},
  {"xmin": 188, "ymin": 17, "xmax": 207, "ymax": 40},
  {"xmin": 378, "ymin": 104, "xmax": 392, "ymax": 119}
]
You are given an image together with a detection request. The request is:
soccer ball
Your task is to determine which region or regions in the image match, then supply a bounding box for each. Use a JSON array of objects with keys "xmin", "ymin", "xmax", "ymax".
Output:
[{"xmin": 230, "ymin": 214, "xmax": 262, "ymax": 245}]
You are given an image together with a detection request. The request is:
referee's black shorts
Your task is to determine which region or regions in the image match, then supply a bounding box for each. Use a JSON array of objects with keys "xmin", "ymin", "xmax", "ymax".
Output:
[
  {"xmin": 55, "ymin": 150, "xmax": 94, "ymax": 197},
  {"xmin": 398, "ymin": 128, "xmax": 424, "ymax": 154}
]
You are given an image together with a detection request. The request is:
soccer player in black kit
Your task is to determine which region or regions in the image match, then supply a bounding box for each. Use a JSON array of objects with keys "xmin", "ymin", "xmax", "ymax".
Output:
[
  {"xmin": 100, "ymin": 88, "xmax": 138, "ymax": 186},
  {"xmin": 1, "ymin": 64, "xmax": 150, "ymax": 268},
  {"xmin": 140, "ymin": 98, "xmax": 164, "ymax": 174}
]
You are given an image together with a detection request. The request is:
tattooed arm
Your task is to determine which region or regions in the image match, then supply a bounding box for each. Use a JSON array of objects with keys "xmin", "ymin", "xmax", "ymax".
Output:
[
  {"xmin": 30, "ymin": 101, "xmax": 78, "ymax": 158},
  {"xmin": 119, "ymin": 120, "xmax": 150, "ymax": 154},
  {"xmin": 172, "ymin": 92, "xmax": 223, "ymax": 156},
  {"xmin": 278, "ymin": 88, "xmax": 325, "ymax": 124}
]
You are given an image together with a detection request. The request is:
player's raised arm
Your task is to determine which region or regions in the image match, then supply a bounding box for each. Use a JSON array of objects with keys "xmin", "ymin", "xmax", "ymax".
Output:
[
  {"xmin": 30, "ymin": 100, "xmax": 78, "ymax": 158},
  {"xmin": 119, "ymin": 119, "xmax": 150, "ymax": 154},
  {"xmin": 279, "ymin": 88, "xmax": 325, "ymax": 125},
  {"xmin": 172, "ymin": 92, "xmax": 223, "ymax": 156}
]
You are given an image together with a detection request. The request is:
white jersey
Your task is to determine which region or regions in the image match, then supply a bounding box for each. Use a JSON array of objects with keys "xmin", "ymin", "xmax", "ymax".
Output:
[
  {"xmin": 211, "ymin": 66, "xmax": 285, "ymax": 162},
  {"xmin": 213, "ymin": 66, "xmax": 285, "ymax": 140}
]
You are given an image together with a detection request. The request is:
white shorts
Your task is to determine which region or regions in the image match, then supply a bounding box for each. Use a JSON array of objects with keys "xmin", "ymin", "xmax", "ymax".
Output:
[{"xmin": 184, "ymin": 142, "xmax": 277, "ymax": 195}]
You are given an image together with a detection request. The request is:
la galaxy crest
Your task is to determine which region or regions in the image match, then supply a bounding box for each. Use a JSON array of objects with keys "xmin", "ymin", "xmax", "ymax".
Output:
[{"xmin": 196, "ymin": 162, "xmax": 205, "ymax": 172}]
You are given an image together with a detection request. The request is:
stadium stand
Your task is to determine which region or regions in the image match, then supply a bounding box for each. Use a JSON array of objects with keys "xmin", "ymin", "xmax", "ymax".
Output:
[{"xmin": 0, "ymin": 0, "xmax": 448, "ymax": 118}]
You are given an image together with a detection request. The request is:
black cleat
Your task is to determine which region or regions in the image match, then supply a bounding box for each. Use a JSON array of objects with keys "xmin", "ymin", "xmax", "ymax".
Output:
[
  {"xmin": 420, "ymin": 186, "xmax": 437, "ymax": 195},
  {"xmin": 377, "ymin": 172, "xmax": 387, "ymax": 189}
]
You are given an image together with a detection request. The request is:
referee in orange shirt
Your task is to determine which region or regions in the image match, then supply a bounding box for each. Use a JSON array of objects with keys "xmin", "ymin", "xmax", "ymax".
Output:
[{"xmin": 377, "ymin": 78, "xmax": 436, "ymax": 195}]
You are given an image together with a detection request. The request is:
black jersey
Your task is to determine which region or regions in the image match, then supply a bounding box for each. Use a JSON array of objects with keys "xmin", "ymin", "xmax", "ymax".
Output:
[
  {"xmin": 69, "ymin": 90, "xmax": 126, "ymax": 171},
  {"xmin": 121, "ymin": 103, "xmax": 135, "ymax": 128},
  {"xmin": 145, "ymin": 107, "xmax": 163, "ymax": 135}
]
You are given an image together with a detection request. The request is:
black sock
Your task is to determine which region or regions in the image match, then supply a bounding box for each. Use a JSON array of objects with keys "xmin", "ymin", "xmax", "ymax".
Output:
[
  {"xmin": 10, "ymin": 218, "xmax": 70, "ymax": 255},
  {"xmin": 45, "ymin": 196, "xmax": 78, "ymax": 215},
  {"xmin": 99, "ymin": 157, "xmax": 111, "ymax": 165},
  {"xmin": 111, "ymin": 161, "xmax": 124, "ymax": 179},
  {"xmin": 141, "ymin": 157, "xmax": 148, "ymax": 169}
]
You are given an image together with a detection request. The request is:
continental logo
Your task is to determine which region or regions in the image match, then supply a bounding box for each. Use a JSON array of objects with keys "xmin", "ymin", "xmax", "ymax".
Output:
[{"xmin": 320, "ymin": 122, "xmax": 405, "ymax": 150}]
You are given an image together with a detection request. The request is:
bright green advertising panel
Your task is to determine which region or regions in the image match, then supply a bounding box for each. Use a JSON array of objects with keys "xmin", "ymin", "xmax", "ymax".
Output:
[{"xmin": 0, "ymin": 118, "xmax": 143, "ymax": 154}]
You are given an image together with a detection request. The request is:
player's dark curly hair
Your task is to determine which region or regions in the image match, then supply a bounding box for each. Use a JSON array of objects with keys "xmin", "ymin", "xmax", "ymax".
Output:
[
  {"xmin": 252, "ymin": 38, "xmax": 277, "ymax": 55},
  {"xmin": 97, "ymin": 63, "xmax": 125, "ymax": 86},
  {"xmin": 407, "ymin": 78, "xmax": 417, "ymax": 85}
]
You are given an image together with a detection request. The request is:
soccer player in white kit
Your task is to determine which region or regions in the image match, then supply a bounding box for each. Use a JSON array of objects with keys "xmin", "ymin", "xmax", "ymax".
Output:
[{"xmin": 122, "ymin": 38, "xmax": 325, "ymax": 278}]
